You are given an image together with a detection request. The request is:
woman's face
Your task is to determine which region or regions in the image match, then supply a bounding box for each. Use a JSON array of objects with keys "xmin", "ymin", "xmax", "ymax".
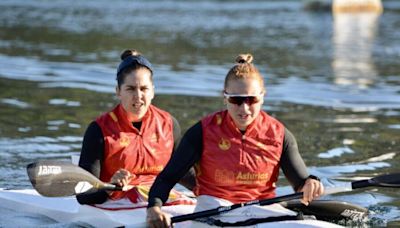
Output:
[
  {"xmin": 116, "ymin": 68, "xmax": 154, "ymax": 122},
  {"xmin": 224, "ymin": 78, "xmax": 264, "ymax": 131}
]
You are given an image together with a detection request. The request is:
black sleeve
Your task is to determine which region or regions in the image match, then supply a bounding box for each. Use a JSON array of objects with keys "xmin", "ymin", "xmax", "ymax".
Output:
[
  {"xmin": 76, "ymin": 121, "xmax": 109, "ymax": 204},
  {"xmin": 171, "ymin": 115, "xmax": 196, "ymax": 191},
  {"xmin": 171, "ymin": 115, "xmax": 181, "ymax": 150},
  {"xmin": 280, "ymin": 128, "xmax": 309, "ymax": 191},
  {"xmin": 148, "ymin": 121, "xmax": 203, "ymax": 208}
]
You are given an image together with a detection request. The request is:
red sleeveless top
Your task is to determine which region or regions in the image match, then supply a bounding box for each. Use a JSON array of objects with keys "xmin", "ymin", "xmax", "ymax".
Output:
[
  {"xmin": 96, "ymin": 104, "xmax": 174, "ymax": 200},
  {"xmin": 195, "ymin": 110, "xmax": 285, "ymax": 203}
]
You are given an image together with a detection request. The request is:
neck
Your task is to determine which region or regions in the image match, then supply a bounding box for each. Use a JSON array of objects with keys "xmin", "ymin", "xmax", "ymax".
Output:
[{"xmin": 119, "ymin": 104, "xmax": 142, "ymax": 122}]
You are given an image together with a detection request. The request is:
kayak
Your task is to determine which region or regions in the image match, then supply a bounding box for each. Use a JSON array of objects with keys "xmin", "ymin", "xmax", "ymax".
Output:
[
  {"xmin": 0, "ymin": 188, "xmax": 354, "ymax": 228},
  {"xmin": 14, "ymin": 160, "xmax": 391, "ymax": 227}
]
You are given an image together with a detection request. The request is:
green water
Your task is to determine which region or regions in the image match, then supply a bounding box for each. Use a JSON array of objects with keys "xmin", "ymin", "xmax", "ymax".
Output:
[{"xmin": 0, "ymin": 0, "xmax": 399, "ymax": 226}]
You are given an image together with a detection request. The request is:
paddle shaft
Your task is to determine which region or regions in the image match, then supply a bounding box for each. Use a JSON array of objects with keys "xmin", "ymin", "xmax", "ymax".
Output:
[
  {"xmin": 171, "ymin": 172, "xmax": 400, "ymax": 223},
  {"xmin": 171, "ymin": 192, "xmax": 303, "ymax": 223}
]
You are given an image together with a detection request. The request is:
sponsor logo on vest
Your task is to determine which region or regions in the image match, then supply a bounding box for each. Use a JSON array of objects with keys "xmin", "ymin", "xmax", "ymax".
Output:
[
  {"xmin": 120, "ymin": 136, "xmax": 130, "ymax": 147},
  {"xmin": 38, "ymin": 165, "xmax": 62, "ymax": 176},
  {"xmin": 218, "ymin": 138, "xmax": 231, "ymax": 151},
  {"xmin": 134, "ymin": 165, "xmax": 164, "ymax": 173},
  {"xmin": 214, "ymin": 169, "xmax": 269, "ymax": 185},
  {"xmin": 236, "ymin": 172, "xmax": 268, "ymax": 181},
  {"xmin": 214, "ymin": 169, "xmax": 235, "ymax": 184}
]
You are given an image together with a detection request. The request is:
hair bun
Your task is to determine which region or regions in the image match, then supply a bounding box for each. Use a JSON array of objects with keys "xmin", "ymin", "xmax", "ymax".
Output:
[
  {"xmin": 235, "ymin": 54, "xmax": 253, "ymax": 64},
  {"xmin": 120, "ymin": 49, "xmax": 142, "ymax": 60}
]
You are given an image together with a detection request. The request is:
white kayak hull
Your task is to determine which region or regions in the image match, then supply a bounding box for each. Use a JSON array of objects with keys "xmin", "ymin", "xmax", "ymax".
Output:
[{"xmin": 0, "ymin": 189, "xmax": 344, "ymax": 227}]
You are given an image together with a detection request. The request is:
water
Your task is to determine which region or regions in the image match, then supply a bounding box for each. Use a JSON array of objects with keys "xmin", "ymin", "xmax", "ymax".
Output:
[{"xmin": 0, "ymin": 0, "xmax": 399, "ymax": 227}]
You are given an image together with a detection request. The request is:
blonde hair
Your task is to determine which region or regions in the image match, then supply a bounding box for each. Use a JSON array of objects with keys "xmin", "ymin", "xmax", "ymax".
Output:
[{"xmin": 224, "ymin": 54, "xmax": 265, "ymax": 90}]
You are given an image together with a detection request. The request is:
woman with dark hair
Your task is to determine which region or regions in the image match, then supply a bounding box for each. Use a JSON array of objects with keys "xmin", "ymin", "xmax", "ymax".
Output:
[{"xmin": 77, "ymin": 49, "xmax": 194, "ymax": 205}]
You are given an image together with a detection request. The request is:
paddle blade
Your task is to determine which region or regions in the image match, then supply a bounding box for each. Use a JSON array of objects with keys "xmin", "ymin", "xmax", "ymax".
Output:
[
  {"xmin": 352, "ymin": 173, "xmax": 400, "ymax": 189},
  {"xmin": 27, "ymin": 160, "xmax": 117, "ymax": 197},
  {"xmin": 281, "ymin": 200, "xmax": 368, "ymax": 221},
  {"xmin": 371, "ymin": 173, "xmax": 400, "ymax": 187}
]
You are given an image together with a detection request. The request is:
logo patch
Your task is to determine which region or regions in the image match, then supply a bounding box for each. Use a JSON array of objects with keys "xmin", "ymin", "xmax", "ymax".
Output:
[
  {"xmin": 340, "ymin": 209, "xmax": 367, "ymax": 221},
  {"xmin": 218, "ymin": 138, "xmax": 231, "ymax": 151},
  {"xmin": 38, "ymin": 165, "xmax": 62, "ymax": 176},
  {"xmin": 120, "ymin": 136, "xmax": 130, "ymax": 147},
  {"xmin": 214, "ymin": 169, "xmax": 235, "ymax": 184}
]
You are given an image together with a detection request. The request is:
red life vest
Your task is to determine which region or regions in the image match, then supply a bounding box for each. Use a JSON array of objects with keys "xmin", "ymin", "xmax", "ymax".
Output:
[
  {"xmin": 195, "ymin": 110, "xmax": 285, "ymax": 203},
  {"xmin": 96, "ymin": 104, "xmax": 174, "ymax": 200}
]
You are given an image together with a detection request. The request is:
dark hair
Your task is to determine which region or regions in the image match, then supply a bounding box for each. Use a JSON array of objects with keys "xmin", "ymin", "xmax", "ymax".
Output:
[
  {"xmin": 224, "ymin": 53, "xmax": 265, "ymax": 91},
  {"xmin": 116, "ymin": 49, "xmax": 153, "ymax": 88}
]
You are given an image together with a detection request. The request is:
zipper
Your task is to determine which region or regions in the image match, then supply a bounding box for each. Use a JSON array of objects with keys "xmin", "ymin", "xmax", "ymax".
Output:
[{"xmin": 240, "ymin": 134, "xmax": 246, "ymax": 165}]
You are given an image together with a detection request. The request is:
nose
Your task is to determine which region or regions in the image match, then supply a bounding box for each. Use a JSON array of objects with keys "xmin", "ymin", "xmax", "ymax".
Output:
[
  {"xmin": 238, "ymin": 102, "xmax": 251, "ymax": 111},
  {"xmin": 132, "ymin": 88, "xmax": 143, "ymax": 98}
]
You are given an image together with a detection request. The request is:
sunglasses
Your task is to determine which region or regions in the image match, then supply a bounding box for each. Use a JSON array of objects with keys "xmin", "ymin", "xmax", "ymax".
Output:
[{"xmin": 224, "ymin": 92, "xmax": 262, "ymax": 106}]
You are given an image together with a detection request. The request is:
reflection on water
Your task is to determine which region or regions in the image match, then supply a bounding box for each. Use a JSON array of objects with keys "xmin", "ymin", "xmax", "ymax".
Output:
[
  {"xmin": 332, "ymin": 12, "xmax": 380, "ymax": 89},
  {"xmin": 0, "ymin": 0, "xmax": 399, "ymax": 226}
]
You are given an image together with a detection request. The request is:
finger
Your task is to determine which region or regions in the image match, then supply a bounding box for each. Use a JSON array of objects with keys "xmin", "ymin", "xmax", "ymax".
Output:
[
  {"xmin": 305, "ymin": 182, "xmax": 315, "ymax": 203},
  {"xmin": 314, "ymin": 182, "xmax": 322, "ymax": 198},
  {"xmin": 316, "ymin": 182, "xmax": 324, "ymax": 197},
  {"xmin": 300, "ymin": 198, "xmax": 309, "ymax": 206},
  {"xmin": 119, "ymin": 169, "xmax": 130, "ymax": 176},
  {"xmin": 163, "ymin": 214, "xmax": 172, "ymax": 228},
  {"xmin": 122, "ymin": 177, "xmax": 130, "ymax": 187},
  {"xmin": 151, "ymin": 216, "xmax": 168, "ymax": 228}
]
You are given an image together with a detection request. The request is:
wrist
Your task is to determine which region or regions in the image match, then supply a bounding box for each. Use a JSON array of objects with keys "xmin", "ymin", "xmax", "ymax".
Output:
[
  {"xmin": 147, "ymin": 197, "xmax": 163, "ymax": 208},
  {"xmin": 308, "ymin": 174, "xmax": 320, "ymax": 182}
]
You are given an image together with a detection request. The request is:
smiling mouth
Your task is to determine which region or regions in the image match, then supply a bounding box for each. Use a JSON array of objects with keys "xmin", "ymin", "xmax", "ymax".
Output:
[
  {"xmin": 132, "ymin": 103, "xmax": 143, "ymax": 109},
  {"xmin": 238, "ymin": 114, "xmax": 250, "ymax": 120}
]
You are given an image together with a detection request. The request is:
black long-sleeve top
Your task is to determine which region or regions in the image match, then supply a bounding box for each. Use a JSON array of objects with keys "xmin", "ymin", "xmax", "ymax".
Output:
[{"xmin": 147, "ymin": 121, "xmax": 309, "ymax": 208}]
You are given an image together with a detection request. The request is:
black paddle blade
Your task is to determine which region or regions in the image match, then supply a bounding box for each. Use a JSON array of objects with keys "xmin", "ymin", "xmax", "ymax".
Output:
[
  {"xmin": 352, "ymin": 173, "xmax": 400, "ymax": 189},
  {"xmin": 27, "ymin": 160, "xmax": 115, "ymax": 197},
  {"xmin": 371, "ymin": 173, "xmax": 400, "ymax": 187},
  {"xmin": 281, "ymin": 200, "xmax": 368, "ymax": 222}
]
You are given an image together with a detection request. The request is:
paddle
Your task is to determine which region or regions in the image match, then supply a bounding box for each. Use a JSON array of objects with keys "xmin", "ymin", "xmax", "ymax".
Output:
[
  {"xmin": 281, "ymin": 200, "xmax": 368, "ymax": 221},
  {"xmin": 27, "ymin": 160, "xmax": 125, "ymax": 197},
  {"xmin": 170, "ymin": 172, "xmax": 400, "ymax": 223}
]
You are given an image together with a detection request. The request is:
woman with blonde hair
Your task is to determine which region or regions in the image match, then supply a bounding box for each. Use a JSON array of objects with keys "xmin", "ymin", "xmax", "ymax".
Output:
[{"xmin": 146, "ymin": 53, "xmax": 323, "ymax": 227}]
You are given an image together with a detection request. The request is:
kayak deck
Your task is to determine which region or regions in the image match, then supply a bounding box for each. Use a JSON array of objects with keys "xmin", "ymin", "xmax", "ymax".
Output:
[{"xmin": 0, "ymin": 189, "xmax": 346, "ymax": 227}]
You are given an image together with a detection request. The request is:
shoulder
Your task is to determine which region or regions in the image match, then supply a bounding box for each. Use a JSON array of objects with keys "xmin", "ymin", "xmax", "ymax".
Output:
[
  {"xmin": 149, "ymin": 105, "xmax": 176, "ymax": 123},
  {"xmin": 184, "ymin": 121, "xmax": 203, "ymax": 141},
  {"xmin": 88, "ymin": 121, "xmax": 101, "ymax": 130},
  {"xmin": 96, "ymin": 107, "xmax": 117, "ymax": 124},
  {"xmin": 170, "ymin": 115, "xmax": 180, "ymax": 127},
  {"xmin": 283, "ymin": 127, "xmax": 297, "ymax": 144},
  {"xmin": 149, "ymin": 105, "xmax": 171, "ymax": 116},
  {"xmin": 201, "ymin": 110, "xmax": 227, "ymax": 126},
  {"xmin": 83, "ymin": 121, "xmax": 103, "ymax": 141},
  {"xmin": 86, "ymin": 121, "xmax": 102, "ymax": 133},
  {"xmin": 260, "ymin": 111, "xmax": 284, "ymax": 128}
]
